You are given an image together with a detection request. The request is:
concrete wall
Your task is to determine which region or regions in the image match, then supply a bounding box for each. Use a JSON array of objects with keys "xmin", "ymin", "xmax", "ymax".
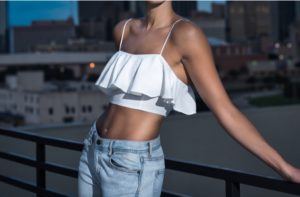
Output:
[{"xmin": 0, "ymin": 104, "xmax": 300, "ymax": 197}]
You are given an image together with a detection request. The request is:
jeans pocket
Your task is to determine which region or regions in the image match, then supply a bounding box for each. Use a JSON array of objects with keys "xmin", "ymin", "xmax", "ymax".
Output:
[
  {"xmin": 108, "ymin": 151, "xmax": 141, "ymax": 174},
  {"xmin": 153, "ymin": 168, "xmax": 165, "ymax": 197}
]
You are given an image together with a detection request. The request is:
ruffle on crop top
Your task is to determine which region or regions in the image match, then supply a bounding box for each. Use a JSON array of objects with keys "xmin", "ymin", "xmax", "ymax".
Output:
[{"xmin": 95, "ymin": 18, "xmax": 196, "ymax": 116}]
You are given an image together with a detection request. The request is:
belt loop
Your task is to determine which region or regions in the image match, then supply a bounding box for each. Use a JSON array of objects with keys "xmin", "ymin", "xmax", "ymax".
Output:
[
  {"xmin": 148, "ymin": 141, "xmax": 152, "ymax": 158},
  {"xmin": 88, "ymin": 127, "xmax": 96, "ymax": 144},
  {"xmin": 108, "ymin": 140, "xmax": 114, "ymax": 157}
]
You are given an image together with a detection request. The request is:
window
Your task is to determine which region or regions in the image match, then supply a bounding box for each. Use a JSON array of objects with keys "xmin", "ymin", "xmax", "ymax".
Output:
[
  {"xmin": 235, "ymin": 47, "xmax": 239, "ymax": 55},
  {"xmin": 216, "ymin": 48, "xmax": 220, "ymax": 56},
  {"xmin": 65, "ymin": 106, "xmax": 70, "ymax": 114},
  {"xmin": 226, "ymin": 47, "xmax": 231, "ymax": 56},
  {"xmin": 82, "ymin": 106, "xmax": 86, "ymax": 113},
  {"xmin": 88, "ymin": 105, "xmax": 92, "ymax": 112},
  {"xmin": 71, "ymin": 107, "xmax": 75, "ymax": 113},
  {"xmin": 24, "ymin": 95, "xmax": 28, "ymax": 102},
  {"xmin": 49, "ymin": 107, "xmax": 53, "ymax": 115}
]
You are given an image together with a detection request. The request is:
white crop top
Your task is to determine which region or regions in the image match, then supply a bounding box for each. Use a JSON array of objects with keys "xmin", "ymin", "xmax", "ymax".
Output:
[{"xmin": 95, "ymin": 18, "xmax": 196, "ymax": 117}]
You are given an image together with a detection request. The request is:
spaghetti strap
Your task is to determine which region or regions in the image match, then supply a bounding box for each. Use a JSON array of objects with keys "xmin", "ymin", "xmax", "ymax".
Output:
[
  {"xmin": 119, "ymin": 18, "xmax": 132, "ymax": 51},
  {"xmin": 160, "ymin": 18, "xmax": 188, "ymax": 55}
]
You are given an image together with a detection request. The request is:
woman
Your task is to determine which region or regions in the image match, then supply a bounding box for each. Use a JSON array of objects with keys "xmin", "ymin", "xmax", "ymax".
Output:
[{"xmin": 78, "ymin": 1, "xmax": 300, "ymax": 196}]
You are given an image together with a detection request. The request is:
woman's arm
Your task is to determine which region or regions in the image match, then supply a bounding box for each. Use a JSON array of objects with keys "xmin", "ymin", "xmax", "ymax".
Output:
[{"xmin": 174, "ymin": 20, "xmax": 300, "ymax": 183}]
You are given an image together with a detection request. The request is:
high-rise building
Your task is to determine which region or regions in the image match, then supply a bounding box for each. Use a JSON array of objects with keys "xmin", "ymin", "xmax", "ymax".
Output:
[
  {"xmin": 212, "ymin": 3, "xmax": 225, "ymax": 19},
  {"xmin": 13, "ymin": 17, "xmax": 75, "ymax": 53},
  {"xmin": 0, "ymin": 1, "xmax": 8, "ymax": 53},
  {"xmin": 172, "ymin": 1, "xmax": 197, "ymax": 17},
  {"xmin": 228, "ymin": 1, "xmax": 296, "ymax": 44},
  {"xmin": 278, "ymin": 1, "xmax": 295, "ymax": 42},
  {"xmin": 78, "ymin": 1, "xmax": 134, "ymax": 41},
  {"xmin": 189, "ymin": 3, "xmax": 226, "ymax": 41},
  {"xmin": 228, "ymin": 1, "xmax": 275, "ymax": 42},
  {"xmin": 296, "ymin": 1, "xmax": 300, "ymax": 19}
]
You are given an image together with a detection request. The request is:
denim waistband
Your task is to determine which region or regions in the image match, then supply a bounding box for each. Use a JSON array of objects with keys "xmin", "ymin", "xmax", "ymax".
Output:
[{"xmin": 87, "ymin": 121, "xmax": 161, "ymax": 158}]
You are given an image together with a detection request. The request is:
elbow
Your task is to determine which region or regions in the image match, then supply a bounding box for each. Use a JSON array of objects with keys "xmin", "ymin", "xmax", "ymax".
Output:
[{"xmin": 213, "ymin": 101, "xmax": 238, "ymax": 125}]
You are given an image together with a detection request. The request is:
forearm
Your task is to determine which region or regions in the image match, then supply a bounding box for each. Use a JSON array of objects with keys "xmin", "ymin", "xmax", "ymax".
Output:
[{"xmin": 215, "ymin": 106, "xmax": 290, "ymax": 176}]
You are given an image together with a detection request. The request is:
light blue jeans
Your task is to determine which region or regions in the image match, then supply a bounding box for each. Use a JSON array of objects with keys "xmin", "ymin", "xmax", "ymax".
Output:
[{"xmin": 78, "ymin": 121, "xmax": 165, "ymax": 197}]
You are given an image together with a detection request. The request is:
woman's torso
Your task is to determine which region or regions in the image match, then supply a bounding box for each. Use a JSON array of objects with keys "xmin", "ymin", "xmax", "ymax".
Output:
[{"xmin": 96, "ymin": 16, "xmax": 193, "ymax": 141}]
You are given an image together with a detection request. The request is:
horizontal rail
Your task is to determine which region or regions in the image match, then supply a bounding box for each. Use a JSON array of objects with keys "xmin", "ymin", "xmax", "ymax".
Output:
[
  {"xmin": 0, "ymin": 174, "xmax": 73, "ymax": 197},
  {"xmin": 161, "ymin": 189, "xmax": 192, "ymax": 197},
  {"xmin": 0, "ymin": 151, "xmax": 78, "ymax": 178},
  {"xmin": 0, "ymin": 127, "xmax": 83, "ymax": 151},
  {"xmin": 165, "ymin": 157, "xmax": 300, "ymax": 196}
]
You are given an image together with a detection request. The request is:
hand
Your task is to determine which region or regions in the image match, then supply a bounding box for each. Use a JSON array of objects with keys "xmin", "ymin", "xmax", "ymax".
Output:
[{"xmin": 280, "ymin": 164, "xmax": 300, "ymax": 183}]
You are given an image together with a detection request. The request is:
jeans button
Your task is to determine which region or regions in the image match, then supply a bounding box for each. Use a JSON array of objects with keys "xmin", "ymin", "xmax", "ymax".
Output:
[{"xmin": 96, "ymin": 140, "xmax": 102, "ymax": 145}]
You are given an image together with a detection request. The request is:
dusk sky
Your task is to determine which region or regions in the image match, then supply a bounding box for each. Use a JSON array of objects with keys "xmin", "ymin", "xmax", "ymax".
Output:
[{"xmin": 8, "ymin": 1, "xmax": 226, "ymax": 26}]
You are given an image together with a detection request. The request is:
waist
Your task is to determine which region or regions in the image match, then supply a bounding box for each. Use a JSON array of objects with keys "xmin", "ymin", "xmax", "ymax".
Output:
[
  {"xmin": 96, "ymin": 102, "xmax": 164, "ymax": 141},
  {"xmin": 92, "ymin": 121, "xmax": 161, "ymax": 152}
]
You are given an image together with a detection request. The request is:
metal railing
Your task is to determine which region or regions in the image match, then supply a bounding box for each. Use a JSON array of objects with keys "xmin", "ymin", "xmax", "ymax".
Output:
[{"xmin": 0, "ymin": 127, "xmax": 299, "ymax": 197}]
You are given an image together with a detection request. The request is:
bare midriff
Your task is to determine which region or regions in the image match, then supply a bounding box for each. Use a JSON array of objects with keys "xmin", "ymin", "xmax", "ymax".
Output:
[{"xmin": 96, "ymin": 102, "xmax": 165, "ymax": 141}]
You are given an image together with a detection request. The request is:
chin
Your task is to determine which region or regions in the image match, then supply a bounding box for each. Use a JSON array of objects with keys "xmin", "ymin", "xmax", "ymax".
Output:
[{"xmin": 147, "ymin": 0, "xmax": 166, "ymax": 5}]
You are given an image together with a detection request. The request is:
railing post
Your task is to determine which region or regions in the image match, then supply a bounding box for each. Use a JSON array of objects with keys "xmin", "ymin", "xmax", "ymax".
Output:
[
  {"xmin": 226, "ymin": 181, "xmax": 240, "ymax": 197},
  {"xmin": 36, "ymin": 142, "xmax": 45, "ymax": 197}
]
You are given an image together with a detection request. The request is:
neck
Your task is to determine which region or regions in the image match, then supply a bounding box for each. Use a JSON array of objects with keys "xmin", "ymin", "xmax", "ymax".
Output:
[{"xmin": 143, "ymin": 1, "xmax": 176, "ymax": 30}]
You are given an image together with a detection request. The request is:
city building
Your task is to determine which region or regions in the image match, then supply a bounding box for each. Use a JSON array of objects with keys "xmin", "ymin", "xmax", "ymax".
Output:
[
  {"xmin": 29, "ymin": 39, "xmax": 116, "ymax": 53},
  {"xmin": 290, "ymin": 18, "xmax": 300, "ymax": 60},
  {"xmin": 0, "ymin": 71, "xmax": 110, "ymax": 126},
  {"xmin": 211, "ymin": 44, "xmax": 269, "ymax": 77},
  {"xmin": 227, "ymin": 1, "xmax": 288, "ymax": 53},
  {"xmin": 78, "ymin": 1, "xmax": 135, "ymax": 41},
  {"xmin": 278, "ymin": 1, "xmax": 295, "ymax": 43},
  {"xmin": 189, "ymin": 3, "xmax": 226, "ymax": 41},
  {"xmin": 13, "ymin": 17, "xmax": 75, "ymax": 53},
  {"xmin": 0, "ymin": 51, "xmax": 113, "ymax": 78},
  {"xmin": 0, "ymin": 1, "xmax": 8, "ymax": 53},
  {"xmin": 246, "ymin": 58, "xmax": 299, "ymax": 78},
  {"xmin": 228, "ymin": 1, "xmax": 271, "ymax": 42},
  {"xmin": 172, "ymin": 1, "xmax": 197, "ymax": 17}
]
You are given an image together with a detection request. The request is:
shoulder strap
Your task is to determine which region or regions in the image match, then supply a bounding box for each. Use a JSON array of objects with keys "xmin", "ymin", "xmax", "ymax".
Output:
[
  {"xmin": 160, "ymin": 18, "xmax": 188, "ymax": 55},
  {"xmin": 119, "ymin": 18, "xmax": 132, "ymax": 51}
]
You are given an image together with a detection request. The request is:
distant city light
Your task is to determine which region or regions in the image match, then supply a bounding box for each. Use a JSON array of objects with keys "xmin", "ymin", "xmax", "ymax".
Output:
[
  {"xmin": 287, "ymin": 59, "xmax": 292, "ymax": 65},
  {"xmin": 90, "ymin": 62, "xmax": 95, "ymax": 68},
  {"xmin": 279, "ymin": 55, "xmax": 284, "ymax": 60},
  {"xmin": 275, "ymin": 43, "xmax": 280, "ymax": 48},
  {"xmin": 287, "ymin": 43, "xmax": 292, "ymax": 48},
  {"xmin": 252, "ymin": 60, "xmax": 257, "ymax": 66},
  {"xmin": 60, "ymin": 67, "xmax": 64, "ymax": 72}
]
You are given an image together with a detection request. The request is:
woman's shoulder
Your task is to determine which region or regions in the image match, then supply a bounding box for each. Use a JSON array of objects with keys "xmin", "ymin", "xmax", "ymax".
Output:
[
  {"xmin": 112, "ymin": 17, "xmax": 142, "ymax": 45},
  {"xmin": 171, "ymin": 17, "xmax": 204, "ymax": 40},
  {"xmin": 170, "ymin": 17, "xmax": 208, "ymax": 52}
]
